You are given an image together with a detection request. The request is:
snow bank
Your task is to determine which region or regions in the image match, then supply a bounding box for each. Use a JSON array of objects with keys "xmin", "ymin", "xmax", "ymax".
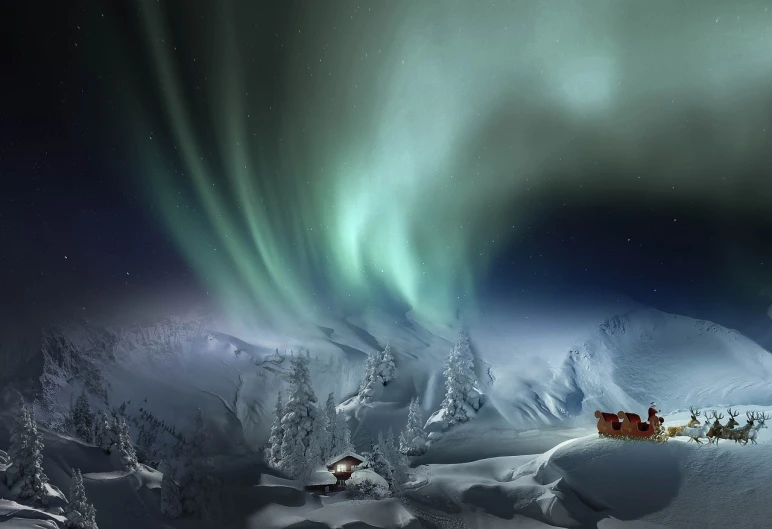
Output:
[{"xmin": 405, "ymin": 420, "xmax": 772, "ymax": 528}]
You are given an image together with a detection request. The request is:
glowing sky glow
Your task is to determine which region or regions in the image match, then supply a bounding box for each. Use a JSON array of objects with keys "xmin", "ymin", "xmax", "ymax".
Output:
[{"xmin": 132, "ymin": 1, "xmax": 772, "ymax": 328}]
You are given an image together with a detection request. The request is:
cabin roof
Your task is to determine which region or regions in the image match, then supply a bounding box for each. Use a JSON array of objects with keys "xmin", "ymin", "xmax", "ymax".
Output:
[
  {"xmin": 326, "ymin": 451, "xmax": 367, "ymax": 466},
  {"xmin": 306, "ymin": 467, "xmax": 337, "ymax": 486}
]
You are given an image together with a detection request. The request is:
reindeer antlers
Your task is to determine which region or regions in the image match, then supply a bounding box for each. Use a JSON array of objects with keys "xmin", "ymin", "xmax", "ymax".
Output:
[
  {"xmin": 727, "ymin": 408, "xmax": 740, "ymax": 418},
  {"xmin": 746, "ymin": 411, "xmax": 756, "ymax": 422},
  {"xmin": 689, "ymin": 406, "xmax": 701, "ymax": 417},
  {"xmin": 713, "ymin": 410, "xmax": 724, "ymax": 420}
]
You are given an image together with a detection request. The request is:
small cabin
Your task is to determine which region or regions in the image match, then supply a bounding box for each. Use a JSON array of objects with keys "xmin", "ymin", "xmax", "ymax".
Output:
[
  {"xmin": 305, "ymin": 467, "xmax": 338, "ymax": 493},
  {"xmin": 326, "ymin": 451, "xmax": 367, "ymax": 487}
]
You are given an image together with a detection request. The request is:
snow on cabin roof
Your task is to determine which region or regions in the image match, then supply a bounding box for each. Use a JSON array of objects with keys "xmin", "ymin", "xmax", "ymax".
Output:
[
  {"xmin": 326, "ymin": 451, "xmax": 367, "ymax": 466},
  {"xmin": 306, "ymin": 467, "xmax": 337, "ymax": 486}
]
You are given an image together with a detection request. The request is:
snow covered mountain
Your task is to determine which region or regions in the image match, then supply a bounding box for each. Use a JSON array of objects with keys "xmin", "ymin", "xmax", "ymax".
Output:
[
  {"xmin": 3, "ymin": 304, "xmax": 772, "ymax": 463},
  {"xmin": 487, "ymin": 308, "xmax": 772, "ymax": 429}
]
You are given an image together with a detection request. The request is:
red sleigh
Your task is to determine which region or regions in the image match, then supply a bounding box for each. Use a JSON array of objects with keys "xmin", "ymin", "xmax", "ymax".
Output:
[{"xmin": 595, "ymin": 406, "xmax": 666, "ymax": 441}]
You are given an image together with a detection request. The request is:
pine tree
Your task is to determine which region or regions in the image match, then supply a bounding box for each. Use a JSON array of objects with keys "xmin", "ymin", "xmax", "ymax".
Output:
[
  {"xmin": 313, "ymin": 404, "xmax": 331, "ymax": 464},
  {"xmin": 281, "ymin": 436, "xmax": 306, "ymax": 480},
  {"xmin": 375, "ymin": 344, "xmax": 397, "ymax": 386},
  {"xmin": 439, "ymin": 330, "xmax": 482, "ymax": 428},
  {"xmin": 64, "ymin": 468, "xmax": 99, "ymax": 529},
  {"xmin": 357, "ymin": 351, "xmax": 378, "ymax": 402},
  {"xmin": 176, "ymin": 408, "xmax": 222, "ymax": 522},
  {"xmin": 399, "ymin": 397, "xmax": 427, "ymax": 456},
  {"xmin": 159, "ymin": 463, "xmax": 182, "ymax": 519},
  {"xmin": 116, "ymin": 417, "xmax": 138, "ymax": 470},
  {"xmin": 93, "ymin": 410, "xmax": 111, "ymax": 452},
  {"xmin": 5, "ymin": 399, "xmax": 49, "ymax": 504},
  {"xmin": 324, "ymin": 393, "xmax": 337, "ymax": 457},
  {"xmin": 71, "ymin": 392, "xmax": 94, "ymax": 443},
  {"xmin": 268, "ymin": 392, "xmax": 284, "ymax": 468},
  {"xmin": 189, "ymin": 408, "xmax": 211, "ymax": 465},
  {"xmin": 336, "ymin": 413, "xmax": 354, "ymax": 454},
  {"xmin": 385, "ymin": 427, "xmax": 409, "ymax": 488},
  {"xmin": 279, "ymin": 351, "xmax": 317, "ymax": 477},
  {"xmin": 363, "ymin": 439, "xmax": 393, "ymax": 487},
  {"xmin": 302, "ymin": 410, "xmax": 326, "ymax": 482}
]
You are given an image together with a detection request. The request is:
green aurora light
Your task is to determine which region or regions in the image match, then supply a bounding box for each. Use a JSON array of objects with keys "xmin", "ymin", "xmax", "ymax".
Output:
[{"xmin": 129, "ymin": 0, "xmax": 772, "ymax": 328}]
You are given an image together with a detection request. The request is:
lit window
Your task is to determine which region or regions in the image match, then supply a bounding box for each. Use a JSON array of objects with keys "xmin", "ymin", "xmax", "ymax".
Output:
[{"xmin": 336, "ymin": 464, "xmax": 346, "ymax": 472}]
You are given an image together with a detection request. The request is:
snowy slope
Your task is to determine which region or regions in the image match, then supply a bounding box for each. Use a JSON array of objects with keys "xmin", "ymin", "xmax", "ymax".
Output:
[
  {"xmin": 5, "ymin": 303, "xmax": 772, "ymax": 468},
  {"xmin": 402, "ymin": 411, "xmax": 772, "ymax": 529}
]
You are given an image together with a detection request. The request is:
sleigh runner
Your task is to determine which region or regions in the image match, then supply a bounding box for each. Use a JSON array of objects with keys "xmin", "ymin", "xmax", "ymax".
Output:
[{"xmin": 595, "ymin": 405, "xmax": 667, "ymax": 442}]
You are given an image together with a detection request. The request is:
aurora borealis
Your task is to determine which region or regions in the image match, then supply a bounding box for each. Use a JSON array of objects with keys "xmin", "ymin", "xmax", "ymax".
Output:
[
  {"xmin": 124, "ymin": 0, "xmax": 772, "ymax": 328},
  {"xmin": 5, "ymin": 1, "xmax": 772, "ymax": 337}
]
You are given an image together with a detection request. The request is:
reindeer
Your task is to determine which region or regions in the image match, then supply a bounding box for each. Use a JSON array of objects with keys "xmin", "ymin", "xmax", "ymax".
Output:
[
  {"xmin": 723, "ymin": 411, "xmax": 756, "ymax": 444},
  {"xmin": 746, "ymin": 411, "xmax": 771, "ymax": 445},
  {"xmin": 725, "ymin": 408, "xmax": 741, "ymax": 430},
  {"xmin": 706, "ymin": 411, "xmax": 724, "ymax": 444},
  {"xmin": 676, "ymin": 415, "xmax": 712, "ymax": 444},
  {"xmin": 666, "ymin": 406, "xmax": 702, "ymax": 438}
]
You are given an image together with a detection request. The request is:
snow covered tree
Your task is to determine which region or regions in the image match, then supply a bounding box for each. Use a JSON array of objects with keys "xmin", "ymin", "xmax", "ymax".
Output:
[
  {"xmin": 268, "ymin": 392, "xmax": 284, "ymax": 468},
  {"xmin": 281, "ymin": 437, "xmax": 306, "ymax": 480},
  {"xmin": 189, "ymin": 408, "xmax": 211, "ymax": 464},
  {"xmin": 399, "ymin": 397, "xmax": 427, "ymax": 456},
  {"xmin": 5, "ymin": 399, "xmax": 49, "ymax": 504},
  {"xmin": 178, "ymin": 410, "xmax": 222, "ymax": 522},
  {"xmin": 301, "ymin": 410, "xmax": 328, "ymax": 483},
  {"xmin": 346, "ymin": 470, "xmax": 390, "ymax": 499},
  {"xmin": 357, "ymin": 351, "xmax": 378, "ymax": 402},
  {"xmin": 279, "ymin": 351, "xmax": 317, "ymax": 477},
  {"xmin": 375, "ymin": 344, "xmax": 397, "ymax": 386},
  {"xmin": 115, "ymin": 417, "xmax": 138, "ymax": 470},
  {"xmin": 384, "ymin": 427, "xmax": 409, "ymax": 488},
  {"xmin": 159, "ymin": 462, "xmax": 182, "ymax": 519},
  {"xmin": 136, "ymin": 423, "xmax": 159, "ymax": 465},
  {"xmin": 93, "ymin": 410, "xmax": 110, "ymax": 451},
  {"xmin": 312, "ymin": 404, "xmax": 331, "ymax": 464},
  {"xmin": 324, "ymin": 393, "xmax": 337, "ymax": 458},
  {"xmin": 336, "ymin": 413, "xmax": 354, "ymax": 454},
  {"xmin": 359, "ymin": 438, "xmax": 393, "ymax": 487},
  {"xmin": 65, "ymin": 468, "xmax": 98, "ymax": 529},
  {"xmin": 71, "ymin": 392, "xmax": 94, "ymax": 443},
  {"xmin": 435, "ymin": 330, "xmax": 483, "ymax": 430}
]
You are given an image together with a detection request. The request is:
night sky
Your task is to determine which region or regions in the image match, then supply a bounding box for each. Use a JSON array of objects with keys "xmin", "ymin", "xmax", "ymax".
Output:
[{"xmin": 3, "ymin": 1, "xmax": 772, "ymax": 346}]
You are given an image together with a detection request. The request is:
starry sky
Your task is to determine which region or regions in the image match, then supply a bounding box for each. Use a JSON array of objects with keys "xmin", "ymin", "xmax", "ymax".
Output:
[{"xmin": 3, "ymin": 1, "xmax": 772, "ymax": 345}]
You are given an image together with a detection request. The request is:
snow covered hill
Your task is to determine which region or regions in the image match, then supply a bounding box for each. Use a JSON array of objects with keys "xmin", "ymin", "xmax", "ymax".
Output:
[
  {"xmin": 401, "ymin": 418, "xmax": 772, "ymax": 529},
  {"xmin": 486, "ymin": 308, "xmax": 772, "ymax": 430},
  {"xmin": 3, "ymin": 302, "xmax": 772, "ymax": 468}
]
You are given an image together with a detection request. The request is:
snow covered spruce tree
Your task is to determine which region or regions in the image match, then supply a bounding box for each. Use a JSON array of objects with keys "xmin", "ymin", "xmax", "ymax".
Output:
[
  {"xmin": 375, "ymin": 344, "xmax": 397, "ymax": 386},
  {"xmin": 189, "ymin": 408, "xmax": 211, "ymax": 463},
  {"xmin": 267, "ymin": 392, "xmax": 284, "ymax": 468},
  {"xmin": 384, "ymin": 427, "xmax": 409, "ymax": 488},
  {"xmin": 93, "ymin": 410, "xmax": 110, "ymax": 450},
  {"xmin": 279, "ymin": 350, "xmax": 318, "ymax": 479},
  {"xmin": 65, "ymin": 468, "xmax": 98, "ymax": 529},
  {"xmin": 335, "ymin": 412, "xmax": 354, "ymax": 454},
  {"xmin": 434, "ymin": 330, "xmax": 484, "ymax": 430},
  {"xmin": 116, "ymin": 417, "xmax": 139, "ymax": 470},
  {"xmin": 357, "ymin": 351, "xmax": 378, "ymax": 402},
  {"xmin": 178, "ymin": 408, "xmax": 222, "ymax": 522},
  {"xmin": 324, "ymin": 393, "xmax": 338, "ymax": 455},
  {"xmin": 159, "ymin": 461, "xmax": 182, "ymax": 519},
  {"xmin": 358, "ymin": 345, "xmax": 398, "ymax": 402},
  {"xmin": 299, "ymin": 410, "xmax": 329, "ymax": 483},
  {"xmin": 359, "ymin": 438, "xmax": 393, "ymax": 488},
  {"xmin": 71, "ymin": 392, "xmax": 94, "ymax": 443},
  {"xmin": 399, "ymin": 397, "xmax": 427, "ymax": 456},
  {"xmin": 4, "ymin": 398, "xmax": 49, "ymax": 504}
]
